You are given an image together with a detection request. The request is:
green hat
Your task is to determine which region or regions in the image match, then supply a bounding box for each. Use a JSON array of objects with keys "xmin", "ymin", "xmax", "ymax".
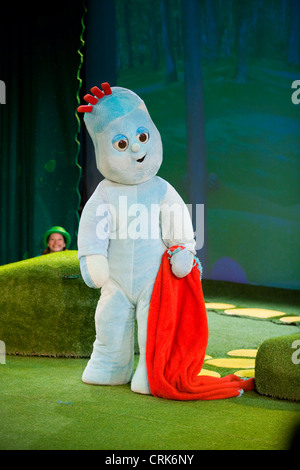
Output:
[{"xmin": 43, "ymin": 226, "xmax": 71, "ymax": 249}]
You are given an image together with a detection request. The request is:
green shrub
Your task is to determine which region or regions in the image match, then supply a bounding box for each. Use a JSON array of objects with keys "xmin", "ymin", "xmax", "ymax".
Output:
[
  {"xmin": 0, "ymin": 251, "xmax": 99, "ymax": 357},
  {"xmin": 255, "ymin": 333, "xmax": 300, "ymax": 401}
]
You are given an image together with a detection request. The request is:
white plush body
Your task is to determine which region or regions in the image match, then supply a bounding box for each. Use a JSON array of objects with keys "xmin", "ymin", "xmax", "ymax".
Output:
[{"xmin": 78, "ymin": 176, "xmax": 195, "ymax": 393}]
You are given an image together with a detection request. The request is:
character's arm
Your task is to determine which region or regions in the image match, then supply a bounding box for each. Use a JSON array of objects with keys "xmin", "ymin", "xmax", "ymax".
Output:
[
  {"xmin": 78, "ymin": 183, "xmax": 111, "ymax": 288},
  {"xmin": 160, "ymin": 182, "xmax": 196, "ymax": 278}
]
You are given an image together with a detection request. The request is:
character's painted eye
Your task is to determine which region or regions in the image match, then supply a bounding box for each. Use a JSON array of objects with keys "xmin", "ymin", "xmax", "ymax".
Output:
[
  {"xmin": 136, "ymin": 127, "xmax": 149, "ymax": 144},
  {"xmin": 112, "ymin": 134, "xmax": 129, "ymax": 152}
]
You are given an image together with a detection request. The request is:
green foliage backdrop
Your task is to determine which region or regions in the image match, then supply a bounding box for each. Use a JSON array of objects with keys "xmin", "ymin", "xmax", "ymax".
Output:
[{"xmin": 1, "ymin": 0, "xmax": 300, "ymax": 289}]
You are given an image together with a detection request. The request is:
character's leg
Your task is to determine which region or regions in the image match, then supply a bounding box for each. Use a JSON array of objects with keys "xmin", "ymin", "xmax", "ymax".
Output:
[
  {"xmin": 131, "ymin": 282, "xmax": 154, "ymax": 395},
  {"xmin": 82, "ymin": 279, "xmax": 135, "ymax": 385}
]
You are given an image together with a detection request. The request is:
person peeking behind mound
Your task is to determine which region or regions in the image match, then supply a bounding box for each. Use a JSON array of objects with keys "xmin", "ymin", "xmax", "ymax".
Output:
[{"xmin": 42, "ymin": 226, "xmax": 71, "ymax": 255}]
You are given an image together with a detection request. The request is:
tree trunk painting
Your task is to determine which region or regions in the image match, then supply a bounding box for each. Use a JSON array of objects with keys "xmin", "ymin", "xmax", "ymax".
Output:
[
  {"xmin": 181, "ymin": 0, "xmax": 209, "ymax": 276},
  {"xmin": 233, "ymin": 0, "xmax": 249, "ymax": 83},
  {"xmin": 161, "ymin": 0, "xmax": 178, "ymax": 83},
  {"xmin": 288, "ymin": 0, "xmax": 300, "ymax": 65}
]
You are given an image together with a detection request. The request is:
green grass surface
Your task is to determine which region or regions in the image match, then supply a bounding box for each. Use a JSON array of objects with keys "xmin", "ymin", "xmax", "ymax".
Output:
[
  {"xmin": 0, "ymin": 351, "xmax": 299, "ymax": 450},
  {"xmin": 1, "ymin": 306, "xmax": 299, "ymax": 450}
]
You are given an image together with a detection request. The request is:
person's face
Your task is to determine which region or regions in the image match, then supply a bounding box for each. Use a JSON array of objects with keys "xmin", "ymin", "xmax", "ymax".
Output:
[{"xmin": 47, "ymin": 233, "xmax": 66, "ymax": 253}]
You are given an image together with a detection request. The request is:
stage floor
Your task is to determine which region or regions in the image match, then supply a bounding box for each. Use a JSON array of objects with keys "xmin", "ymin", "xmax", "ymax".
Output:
[{"xmin": 0, "ymin": 284, "xmax": 299, "ymax": 450}]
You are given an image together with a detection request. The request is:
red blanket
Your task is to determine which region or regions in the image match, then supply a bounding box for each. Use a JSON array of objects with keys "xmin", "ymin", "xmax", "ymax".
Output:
[{"xmin": 146, "ymin": 247, "xmax": 255, "ymax": 400}]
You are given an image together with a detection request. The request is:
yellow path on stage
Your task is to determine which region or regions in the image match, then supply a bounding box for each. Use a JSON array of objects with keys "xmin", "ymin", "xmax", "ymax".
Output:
[
  {"xmin": 205, "ymin": 303, "xmax": 236, "ymax": 309},
  {"xmin": 223, "ymin": 308, "xmax": 286, "ymax": 318},
  {"xmin": 205, "ymin": 357, "xmax": 256, "ymax": 368}
]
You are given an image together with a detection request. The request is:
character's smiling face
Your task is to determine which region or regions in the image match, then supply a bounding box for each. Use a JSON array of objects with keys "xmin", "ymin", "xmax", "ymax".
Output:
[
  {"xmin": 84, "ymin": 87, "xmax": 163, "ymax": 185},
  {"xmin": 112, "ymin": 126, "xmax": 149, "ymax": 164}
]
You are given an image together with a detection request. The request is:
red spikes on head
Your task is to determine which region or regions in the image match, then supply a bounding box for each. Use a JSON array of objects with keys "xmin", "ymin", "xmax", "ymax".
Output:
[
  {"xmin": 77, "ymin": 105, "xmax": 93, "ymax": 113},
  {"xmin": 77, "ymin": 82, "xmax": 112, "ymax": 113},
  {"xmin": 101, "ymin": 82, "xmax": 112, "ymax": 95},
  {"xmin": 90, "ymin": 86, "xmax": 105, "ymax": 99},
  {"xmin": 83, "ymin": 94, "xmax": 98, "ymax": 105}
]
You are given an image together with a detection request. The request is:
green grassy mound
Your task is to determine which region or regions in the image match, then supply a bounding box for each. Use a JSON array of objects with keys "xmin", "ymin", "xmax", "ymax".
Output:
[
  {"xmin": 0, "ymin": 251, "xmax": 99, "ymax": 357},
  {"xmin": 255, "ymin": 333, "xmax": 300, "ymax": 401}
]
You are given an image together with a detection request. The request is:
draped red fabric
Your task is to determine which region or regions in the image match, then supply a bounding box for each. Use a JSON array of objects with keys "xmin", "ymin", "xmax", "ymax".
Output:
[{"xmin": 146, "ymin": 248, "xmax": 255, "ymax": 400}]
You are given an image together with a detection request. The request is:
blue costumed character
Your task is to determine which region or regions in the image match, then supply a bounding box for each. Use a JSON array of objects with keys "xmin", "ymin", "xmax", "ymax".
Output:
[{"xmin": 77, "ymin": 83, "xmax": 196, "ymax": 395}]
